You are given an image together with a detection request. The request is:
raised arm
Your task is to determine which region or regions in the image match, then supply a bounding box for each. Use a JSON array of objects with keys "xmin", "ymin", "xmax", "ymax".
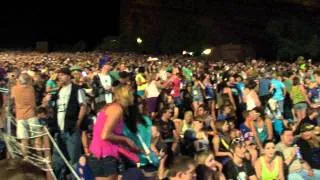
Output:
[
  {"xmin": 265, "ymin": 118, "xmax": 274, "ymax": 140},
  {"xmin": 250, "ymin": 121, "xmax": 263, "ymax": 150}
]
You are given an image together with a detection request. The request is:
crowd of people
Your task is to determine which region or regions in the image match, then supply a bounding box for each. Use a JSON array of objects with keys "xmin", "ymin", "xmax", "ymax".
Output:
[{"xmin": 0, "ymin": 51, "xmax": 320, "ymax": 180}]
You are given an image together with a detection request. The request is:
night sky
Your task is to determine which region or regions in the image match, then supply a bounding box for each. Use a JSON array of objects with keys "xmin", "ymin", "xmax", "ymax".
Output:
[
  {"xmin": 0, "ymin": 2, "xmax": 120, "ymax": 49},
  {"xmin": 0, "ymin": 1, "xmax": 319, "ymax": 54}
]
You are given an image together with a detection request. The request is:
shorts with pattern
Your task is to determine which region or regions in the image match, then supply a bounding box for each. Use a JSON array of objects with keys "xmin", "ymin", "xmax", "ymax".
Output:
[{"xmin": 16, "ymin": 117, "xmax": 42, "ymax": 139}]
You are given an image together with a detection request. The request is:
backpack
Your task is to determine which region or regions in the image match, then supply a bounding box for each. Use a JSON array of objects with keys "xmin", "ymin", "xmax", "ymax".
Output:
[{"xmin": 92, "ymin": 75, "xmax": 113, "ymax": 111}]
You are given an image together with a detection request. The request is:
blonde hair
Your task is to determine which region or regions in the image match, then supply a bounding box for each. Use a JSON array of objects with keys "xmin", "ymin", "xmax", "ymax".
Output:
[
  {"xmin": 184, "ymin": 111, "xmax": 193, "ymax": 119},
  {"xmin": 18, "ymin": 73, "xmax": 32, "ymax": 85},
  {"xmin": 195, "ymin": 151, "xmax": 212, "ymax": 165},
  {"xmin": 113, "ymin": 85, "xmax": 133, "ymax": 108},
  {"xmin": 50, "ymin": 73, "xmax": 58, "ymax": 81}
]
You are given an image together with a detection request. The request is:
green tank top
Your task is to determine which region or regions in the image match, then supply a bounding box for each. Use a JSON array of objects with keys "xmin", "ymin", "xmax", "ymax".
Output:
[
  {"xmin": 260, "ymin": 156, "xmax": 280, "ymax": 180},
  {"xmin": 291, "ymin": 86, "xmax": 306, "ymax": 105}
]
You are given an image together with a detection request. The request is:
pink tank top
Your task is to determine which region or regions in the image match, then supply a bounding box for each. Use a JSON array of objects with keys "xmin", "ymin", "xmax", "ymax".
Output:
[{"xmin": 89, "ymin": 109, "xmax": 124, "ymax": 159}]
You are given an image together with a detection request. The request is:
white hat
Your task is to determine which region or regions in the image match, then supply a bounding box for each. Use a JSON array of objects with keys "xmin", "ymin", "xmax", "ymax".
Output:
[{"xmin": 147, "ymin": 57, "xmax": 159, "ymax": 62}]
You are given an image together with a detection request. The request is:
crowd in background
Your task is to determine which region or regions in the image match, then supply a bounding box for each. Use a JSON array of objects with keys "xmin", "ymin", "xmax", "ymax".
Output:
[{"xmin": 0, "ymin": 51, "xmax": 320, "ymax": 180}]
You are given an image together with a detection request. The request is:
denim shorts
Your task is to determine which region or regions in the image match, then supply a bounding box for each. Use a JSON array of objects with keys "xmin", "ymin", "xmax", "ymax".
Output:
[
  {"xmin": 137, "ymin": 90, "xmax": 145, "ymax": 97},
  {"xmin": 87, "ymin": 156, "xmax": 119, "ymax": 177},
  {"xmin": 293, "ymin": 102, "xmax": 307, "ymax": 110}
]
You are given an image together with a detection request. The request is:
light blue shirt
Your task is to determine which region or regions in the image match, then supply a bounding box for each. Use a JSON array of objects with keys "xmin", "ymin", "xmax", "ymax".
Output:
[{"xmin": 271, "ymin": 79, "xmax": 285, "ymax": 101}]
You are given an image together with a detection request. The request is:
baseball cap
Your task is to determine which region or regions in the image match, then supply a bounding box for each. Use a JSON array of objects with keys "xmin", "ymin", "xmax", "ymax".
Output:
[
  {"xmin": 98, "ymin": 55, "xmax": 112, "ymax": 69},
  {"xmin": 58, "ymin": 67, "xmax": 72, "ymax": 76},
  {"xmin": 300, "ymin": 123, "xmax": 315, "ymax": 133},
  {"xmin": 70, "ymin": 65, "xmax": 82, "ymax": 72}
]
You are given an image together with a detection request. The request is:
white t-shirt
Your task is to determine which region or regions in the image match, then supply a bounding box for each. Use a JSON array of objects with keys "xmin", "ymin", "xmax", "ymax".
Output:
[
  {"xmin": 99, "ymin": 73, "xmax": 113, "ymax": 104},
  {"xmin": 158, "ymin": 69, "xmax": 168, "ymax": 81},
  {"xmin": 57, "ymin": 84, "xmax": 86, "ymax": 131},
  {"xmin": 246, "ymin": 91, "xmax": 256, "ymax": 111},
  {"xmin": 146, "ymin": 81, "xmax": 160, "ymax": 98}
]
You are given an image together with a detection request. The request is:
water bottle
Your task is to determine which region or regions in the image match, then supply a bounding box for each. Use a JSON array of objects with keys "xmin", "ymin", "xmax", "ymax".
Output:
[{"xmin": 294, "ymin": 144, "xmax": 303, "ymax": 160}]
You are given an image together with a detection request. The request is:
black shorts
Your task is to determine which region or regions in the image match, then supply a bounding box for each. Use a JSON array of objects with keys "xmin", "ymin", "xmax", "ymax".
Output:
[
  {"xmin": 87, "ymin": 156, "xmax": 119, "ymax": 177},
  {"xmin": 80, "ymin": 117, "xmax": 93, "ymax": 131}
]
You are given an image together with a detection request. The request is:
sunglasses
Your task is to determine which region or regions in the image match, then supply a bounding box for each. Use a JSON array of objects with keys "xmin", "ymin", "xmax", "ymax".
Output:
[
  {"xmin": 231, "ymin": 137, "xmax": 245, "ymax": 145},
  {"xmin": 194, "ymin": 119, "xmax": 204, "ymax": 123}
]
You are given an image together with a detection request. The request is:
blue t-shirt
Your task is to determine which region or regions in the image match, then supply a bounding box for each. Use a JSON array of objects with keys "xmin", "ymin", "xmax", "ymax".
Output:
[
  {"xmin": 217, "ymin": 114, "xmax": 233, "ymax": 121},
  {"xmin": 259, "ymin": 79, "xmax": 270, "ymax": 96},
  {"xmin": 239, "ymin": 123, "xmax": 251, "ymax": 135},
  {"xmin": 270, "ymin": 79, "xmax": 285, "ymax": 101}
]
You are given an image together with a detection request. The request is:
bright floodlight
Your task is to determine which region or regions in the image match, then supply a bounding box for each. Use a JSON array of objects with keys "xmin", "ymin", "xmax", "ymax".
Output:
[
  {"xmin": 137, "ymin": 37, "xmax": 143, "ymax": 44},
  {"xmin": 202, "ymin": 49, "xmax": 211, "ymax": 55},
  {"xmin": 182, "ymin": 50, "xmax": 194, "ymax": 56}
]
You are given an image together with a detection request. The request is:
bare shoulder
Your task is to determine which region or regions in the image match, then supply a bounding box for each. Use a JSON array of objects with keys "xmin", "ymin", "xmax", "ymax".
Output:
[
  {"xmin": 105, "ymin": 103, "xmax": 123, "ymax": 114},
  {"xmin": 276, "ymin": 155, "xmax": 283, "ymax": 162},
  {"xmin": 213, "ymin": 134, "xmax": 220, "ymax": 142},
  {"xmin": 265, "ymin": 117, "xmax": 272, "ymax": 123},
  {"xmin": 255, "ymin": 157, "xmax": 262, "ymax": 166}
]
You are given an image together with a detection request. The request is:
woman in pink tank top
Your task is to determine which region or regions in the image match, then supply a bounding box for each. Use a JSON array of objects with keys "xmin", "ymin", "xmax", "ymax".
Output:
[{"xmin": 88, "ymin": 85, "xmax": 138, "ymax": 180}]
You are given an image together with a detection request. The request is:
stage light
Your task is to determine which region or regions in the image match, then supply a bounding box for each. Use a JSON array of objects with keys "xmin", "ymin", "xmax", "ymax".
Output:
[
  {"xmin": 202, "ymin": 48, "xmax": 211, "ymax": 55},
  {"xmin": 137, "ymin": 37, "xmax": 143, "ymax": 44},
  {"xmin": 182, "ymin": 50, "xmax": 194, "ymax": 56}
]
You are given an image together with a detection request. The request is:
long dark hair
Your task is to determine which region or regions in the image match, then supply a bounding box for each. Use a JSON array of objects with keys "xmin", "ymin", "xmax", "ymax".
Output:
[
  {"xmin": 247, "ymin": 79, "xmax": 257, "ymax": 90},
  {"xmin": 124, "ymin": 96, "xmax": 147, "ymax": 134},
  {"xmin": 292, "ymin": 76, "xmax": 300, "ymax": 86}
]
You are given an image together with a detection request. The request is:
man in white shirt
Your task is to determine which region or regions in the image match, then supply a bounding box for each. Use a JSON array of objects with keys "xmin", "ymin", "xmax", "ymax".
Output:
[
  {"xmin": 52, "ymin": 68, "xmax": 87, "ymax": 180},
  {"xmin": 57, "ymin": 83, "xmax": 86, "ymax": 131}
]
